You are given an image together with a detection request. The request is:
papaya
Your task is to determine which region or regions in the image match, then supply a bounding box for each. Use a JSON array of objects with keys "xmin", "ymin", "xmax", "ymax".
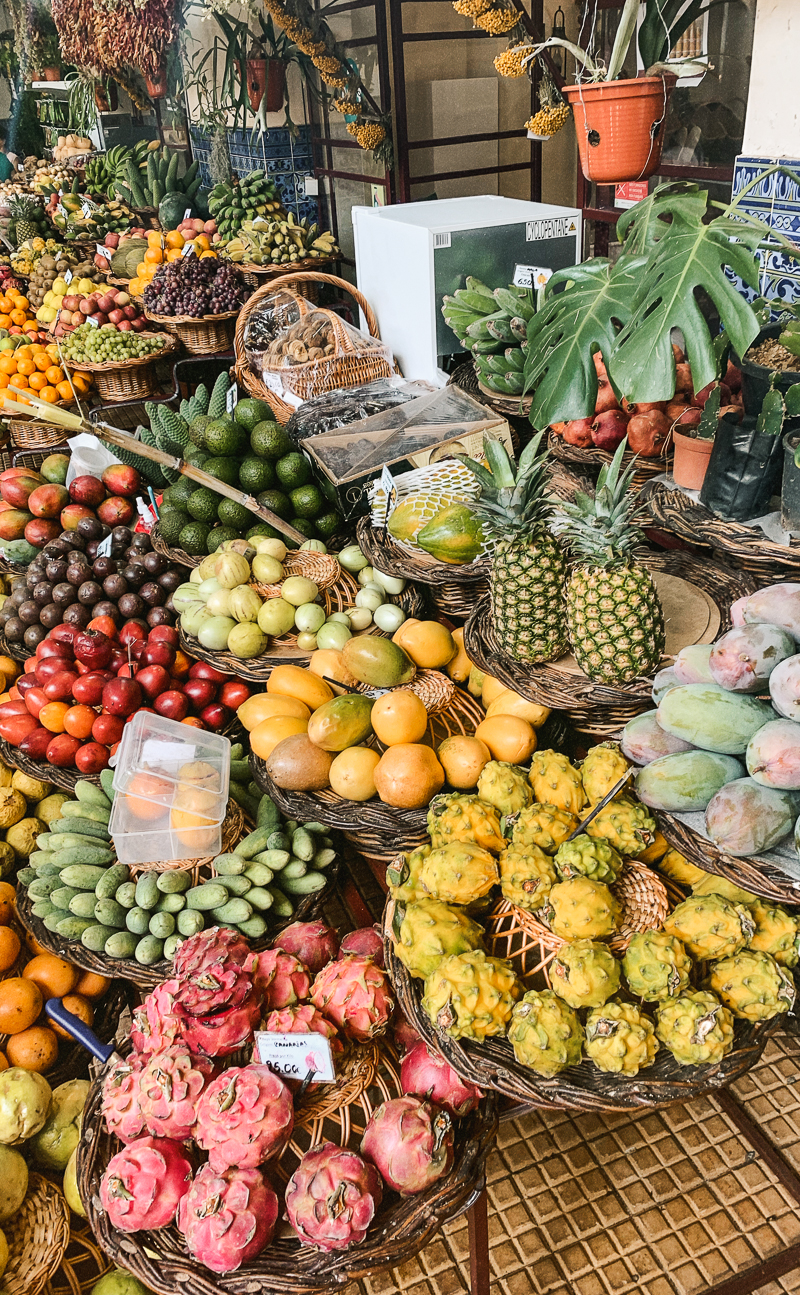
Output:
[
  {"xmin": 388, "ymin": 495, "xmax": 454, "ymax": 544},
  {"xmin": 416, "ymin": 505, "xmax": 485, "ymax": 565}
]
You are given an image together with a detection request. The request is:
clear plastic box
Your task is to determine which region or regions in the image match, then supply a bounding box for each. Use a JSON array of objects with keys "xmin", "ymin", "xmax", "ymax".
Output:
[{"xmin": 109, "ymin": 713, "xmax": 231, "ymax": 866}]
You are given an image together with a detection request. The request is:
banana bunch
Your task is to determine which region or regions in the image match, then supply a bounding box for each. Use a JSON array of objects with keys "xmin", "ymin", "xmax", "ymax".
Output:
[
  {"xmin": 441, "ymin": 277, "xmax": 534, "ymax": 355},
  {"xmin": 85, "ymin": 141, "xmax": 159, "ymax": 200},
  {"xmin": 51, "ymin": 198, "xmax": 135, "ymax": 240},
  {"xmin": 222, "ymin": 213, "xmax": 339, "ymax": 266},
  {"xmin": 474, "ymin": 345, "xmax": 528, "ymax": 396},
  {"xmin": 207, "ymin": 171, "xmax": 280, "ymax": 239}
]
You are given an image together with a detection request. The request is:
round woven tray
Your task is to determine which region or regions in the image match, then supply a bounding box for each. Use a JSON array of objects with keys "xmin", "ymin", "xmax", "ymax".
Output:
[
  {"xmin": 642, "ymin": 480, "xmax": 800, "ymax": 585},
  {"xmin": 384, "ymin": 893, "xmax": 783, "ymax": 1112},
  {"xmin": 355, "ymin": 516, "xmax": 490, "ymax": 624},
  {"xmin": 144, "ymin": 308, "xmax": 239, "ymax": 356},
  {"xmin": 251, "ymin": 681, "xmax": 486, "ymax": 858},
  {"xmin": 3, "ymin": 1173, "xmax": 70, "ymax": 1295},
  {"xmin": 65, "ymin": 332, "xmax": 179, "ymax": 402},
  {"xmin": 447, "ymin": 361, "xmax": 530, "ymax": 428},
  {"xmin": 656, "ymin": 811, "xmax": 800, "ymax": 907},
  {"xmin": 463, "ymin": 552, "xmax": 757, "ymax": 739},
  {"xmin": 547, "ymin": 428, "xmax": 672, "ymax": 490},
  {"xmin": 476, "ymin": 375, "xmax": 533, "ymax": 419},
  {"xmin": 9, "ymin": 419, "xmax": 70, "ymax": 451},
  {"xmin": 77, "ymin": 1033, "xmax": 498, "ymax": 1295},
  {"xmin": 0, "ymin": 735, "xmax": 102, "ymax": 790},
  {"xmin": 45, "ymin": 1217, "xmax": 114, "ymax": 1295}
]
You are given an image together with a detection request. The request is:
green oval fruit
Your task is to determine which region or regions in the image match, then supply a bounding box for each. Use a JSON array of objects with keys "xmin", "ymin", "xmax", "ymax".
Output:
[
  {"xmin": 258, "ymin": 597, "xmax": 295, "ymax": 636},
  {"xmin": 635, "ymin": 751, "xmax": 745, "ymax": 812},
  {"xmin": 306, "ymin": 694, "xmax": 374, "ymax": 751},
  {"xmin": 227, "ymin": 622, "xmax": 267, "ymax": 658},
  {"xmin": 342, "ymin": 636, "xmax": 416, "ymax": 687},
  {"xmin": 657, "ymin": 685, "xmax": 770, "ymax": 755},
  {"xmin": 417, "ymin": 504, "xmax": 485, "ymax": 564}
]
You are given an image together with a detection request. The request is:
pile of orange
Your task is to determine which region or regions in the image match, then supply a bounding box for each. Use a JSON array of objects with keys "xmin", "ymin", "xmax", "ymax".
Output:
[
  {"xmin": 0, "ymin": 342, "xmax": 92, "ymax": 407},
  {"xmin": 0, "ymin": 893, "xmax": 110, "ymax": 1073},
  {"xmin": 0, "ymin": 286, "xmax": 40, "ymax": 338},
  {"xmin": 128, "ymin": 229, "xmax": 217, "ymax": 298}
]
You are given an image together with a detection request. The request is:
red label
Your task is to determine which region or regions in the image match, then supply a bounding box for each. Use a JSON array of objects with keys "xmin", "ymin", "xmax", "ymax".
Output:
[{"xmin": 615, "ymin": 182, "xmax": 649, "ymax": 209}]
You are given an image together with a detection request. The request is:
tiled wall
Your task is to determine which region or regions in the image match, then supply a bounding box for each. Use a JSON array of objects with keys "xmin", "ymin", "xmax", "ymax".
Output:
[
  {"xmin": 189, "ymin": 125, "xmax": 318, "ymax": 223},
  {"xmin": 731, "ymin": 155, "xmax": 800, "ymax": 311}
]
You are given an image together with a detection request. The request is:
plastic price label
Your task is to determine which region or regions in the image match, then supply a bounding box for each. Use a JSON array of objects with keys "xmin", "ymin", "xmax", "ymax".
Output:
[
  {"xmin": 181, "ymin": 242, "xmax": 196, "ymax": 258},
  {"xmin": 513, "ymin": 264, "xmax": 552, "ymax": 291},
  {"xmin": 86, "ymin": 316, "xmax": 99, "ymax": 328},
  {"xmin": 226, "ymin": 384, "xmax": 238, "ymax": 414},
  {"xmin": 63, "ymin": 269, "xmax": 73, "ymax": 283},
  {"xmin": 183, "ymin": 208, "xmax": 192, "ymax": 222},
  {"xmin": 96, "ymin": 244, "xmax": 112, "ymax": 262},
  {"xmin": 255, "ymin": 1032, "xmax": 335, "ymax": 1083},
  {"xmin": 96, "ymin": 533, "xmax": 113, "ymax": 557}
]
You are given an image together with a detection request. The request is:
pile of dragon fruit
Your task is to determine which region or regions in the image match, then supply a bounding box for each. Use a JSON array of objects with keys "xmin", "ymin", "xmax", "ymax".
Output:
[{"xmin": 97, "ymin": 924, "xmax": 482, "ymax": 1274}]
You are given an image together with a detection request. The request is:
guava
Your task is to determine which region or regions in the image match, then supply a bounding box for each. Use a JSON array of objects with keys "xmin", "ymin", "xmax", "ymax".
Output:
[
  {"xmin": 63, "ymin": 1147, "xmax": 85, "ymax": 1218},
  {"xmin": 30, "ymin": 1079, "xmax": 89, "ymax": 1171},
  {"xmin": 91, "ymin": 1269, "xmax": 154, "ymax": 1295},
  {"xmin": 0, "ymin": 1068, "xmax": 51, "ymax": 1144},
  {"xmin": 0, "ymin": 1145, "xmax": 27, "ymax": 1221}
]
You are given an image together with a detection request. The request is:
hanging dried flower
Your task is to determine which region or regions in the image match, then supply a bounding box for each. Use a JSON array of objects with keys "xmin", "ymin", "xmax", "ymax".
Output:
[
  {"xmin": 453, "ymin": 0, "xmax": 493, "ymax": 16},
  {"xmin": 525, "ymin": 104, "xmax": 571, "ymax": 136},
  {"xmin": 332, "ymin": 98, "xmax": 362, "ymax": 115},
  {"xmin": 494, "ymin": 44, "xmax": 535, "ymax": 77},
  {"xmin": 347, "ymin": 121, "xmax": 386, "ymax": 150},
  {"xmin": 475, "ymin": 6, "xmax": 520, "ymax": 35}
]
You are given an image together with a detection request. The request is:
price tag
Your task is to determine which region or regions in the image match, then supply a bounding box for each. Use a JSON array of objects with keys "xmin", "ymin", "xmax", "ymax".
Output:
[
  {"xmin": 183, "ymin": 208, "xmax": 192, "ymax": 222},
  {"xmin": 380, "ymin": 464, "xmax": 397, "ymax": 523},
  {"xmin": 513, "ymin": 264, "xmax": 552, "ymax": 291},
  {"xmin": 86, "ymin": 315, "xmax": 99, "ymax": 328},
  {"xmin": 255, "ymin": 1032, "xmax": 336, "ymax": 1084},
  {"xmin": 225, "ymin": 384, "xmax": 238, "ymax": 414},
  {"xmin": 96, "ymin": 533, "xmax": 112, "ymax": 557},
  {"xmin": 63, "ymin": 269, "xmax": 73, "ymax": 283},
  {"xmin": 95, "ymin": 244, "xmax": 112, "ymax": 262},
  {"xmin": 181, "ymin": 242, "xmax": 196, "ymax": 258}
]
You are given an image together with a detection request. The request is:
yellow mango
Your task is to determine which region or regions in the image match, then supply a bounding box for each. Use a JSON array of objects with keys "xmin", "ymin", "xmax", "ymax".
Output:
[
  {"xmin": 237, "ymin": 694, "xmax": 310, "ymax": 731},
  {"xmin": 446, "ymin": 627, "xmax": 472, "ymax": 683},
  {"xmin": 485, "ymin": 689, "xmax": 551, "ymax": 729},
  {"xmin": 266, "ymin": 665, "xmax": 334, "ymax": 712},
  {"xmin": 250, "ymin": 715, "xmax": 309, "ymax": 761}
]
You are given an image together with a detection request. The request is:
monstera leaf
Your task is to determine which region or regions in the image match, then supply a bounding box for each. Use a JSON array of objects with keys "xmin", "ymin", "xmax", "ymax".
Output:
[
  {"xmin": 523, "ymin": 257, "xmax": 643, "ymax": 429},
  {"xmin": 608, "ymin": 204, "xmax": 763, "ymax": 404},
  {"xmin": 616, "ymin": 182, "xmax": 707, "ymax": 257}
]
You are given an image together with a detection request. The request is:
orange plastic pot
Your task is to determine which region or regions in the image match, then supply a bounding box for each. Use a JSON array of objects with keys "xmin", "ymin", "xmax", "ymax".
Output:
[
  {"xmin": 562, "ymin": 74, "xmax": 676, "ymax": 184},
  {"xmin": 673, "ymin": 430, "xmax": 714, "ymax": 491}
]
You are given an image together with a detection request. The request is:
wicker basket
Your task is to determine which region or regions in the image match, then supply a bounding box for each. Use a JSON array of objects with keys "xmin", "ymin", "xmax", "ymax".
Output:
[
  {"xmin": 476, "ymin": 375, "xmax": 533, "ymax": 419},
  {"xmin": 3, "ymin": 1174, "xmax": 70, "ymax": 1295},
  {"xmin": 355, "ymin": 516, "xmax": 490, "ymax": 624},
  {"xmin": 9, "ymin": 420, "xmax": 70, "ymax": 451},
  {"xmin": 234, "ymin": 272, "xmax": 397, "ymax": 424},
  {"xmin": 144, "ymin": 308, "xmax": 239, "ymax": 356},
  {"xmin": 239, "ymin": 255, "xmax": 335, "ymax": 298},
  {"xmin": 251, "ymin": 682, "xmax": 486, "ymax": 860},
  {"xmin": 0, "ymin": 737, "xmax": 102, "ymax": 791},
  {"xmin": 0, "ymin": 631, "xmax": 31, "ymax": 662},
  {"xmin": 447, "ymin": 362, "xmax": 530, "ymax": 431},
  {"xmin": 77, "ymin": 1034, "xmax": 498, "ymax": 1295},
  {"xmin": 656, "ymin": 811, "xmax": 800, "ymax": 907},
  {"xmin": 548, "ymin": 428, "xmax": 672, "ymax": 491},
  {"xmin": 45, "ymin": 1218, "xmax": 114, "ymax": 1295},
  {"xmin": 642, "ymin": 480, "xmax": 800, "ymax": 586},
  {"xmin": 463, "ymin": 553, "xmax": 757, "ymax": 739},
  {"xmin": 65, "ymin": 333, "xmax": 179, "ymax": 402}
]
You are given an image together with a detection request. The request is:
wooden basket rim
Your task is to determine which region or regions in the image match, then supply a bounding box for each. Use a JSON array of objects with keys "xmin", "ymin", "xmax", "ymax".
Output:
[
  {"xmin": 144, "ymin": 308, "xmax": 242, "ymax": 325},
  {"xmin": 65, "ymin": 332, "xmax": 178, "ymax": 372},
  {"xmin": 643, "ymin": 479, "xmax": 800, "ymax": 567},
  {"xmin": 657, "ymin": 810, "xmax": 800, "ymax": 907},
  {"xmin": 547, "ymin": 427, "xmax": 672, "ymax": 476}
]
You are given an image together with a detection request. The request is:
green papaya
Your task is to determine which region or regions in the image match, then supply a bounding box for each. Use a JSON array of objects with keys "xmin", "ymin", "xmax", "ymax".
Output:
[{"xmin": 416, "ymin": 504, "xmax": 485, "ymax": 565}]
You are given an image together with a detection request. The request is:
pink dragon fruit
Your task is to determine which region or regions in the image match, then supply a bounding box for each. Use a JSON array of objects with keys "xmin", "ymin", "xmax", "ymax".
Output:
[
  {"xmin": 264, "ymin": 1004, "xmax": 343, "ymax": 1055},
  {"xmin": 193, "ymin": 1065, "xmax": 294, "ymax": 1172},
  {"xmin": 171, "ymin": 926, "xmax": 257, "ymax": 1015},
  {"xmin": 361, "ymin": 1097, "xmax": 454, "ymax": 1196},
  {"xmin": 100, "ymin": 1136, "xmax": 192, "ymax": 1232},
  {"xmin": 101, "ymin": 1053, "xmax": 147, "ymax": 1143},
  {"xmin": 174, "ymin": 924, "xmax": 255, "ymax": 978},
  {"xmin": 393, "ymin": 1017, "xmax": 424, "ymax": 1055},
  {"xmin": 254, "ymin": 949, "xmax": 312, "ymax": 1010},
  {"xmin": 339, "ymin": 927, "xmax": 384, "ymax": 968},
  {"xmin": 273, "ymin": 921, "xmax": 340, "ymax": 974},
  {"xmin": 400, "ymin": 1043, "xmax": 482, "ymax": 1118},
  {"xmin": 130, "ymin": 982, "xmax": 183, "ymax": 1056},
  {"xmin": 310, "ymin": 954, "xmax": 394, "ymax": 1042},
  {"xmin": 138, "ymin": 1045, "xmax": 214, "ymax": 1141},
  {"xmin": 177, "ymin": 1163, "xmax": 278, "ymax": 1273},
  {"xmin": 175, "ymin": 991, "xmax": 261, "ymax": 1058},
  {"xmin": 285, "ymin": 1142, "xmax": 383, "ymax": 1251}
]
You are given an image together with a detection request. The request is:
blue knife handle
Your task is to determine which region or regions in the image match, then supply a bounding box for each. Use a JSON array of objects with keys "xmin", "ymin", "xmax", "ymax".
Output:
[{"xmin": 45, "ymin": 999, "xmax": 115, "ymax": 1062}]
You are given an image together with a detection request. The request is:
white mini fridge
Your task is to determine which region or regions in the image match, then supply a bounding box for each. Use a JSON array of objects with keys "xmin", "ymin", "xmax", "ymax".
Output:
[{"xmin": 353, "ymin": 195, "xmax": 582, "ymax": 386}]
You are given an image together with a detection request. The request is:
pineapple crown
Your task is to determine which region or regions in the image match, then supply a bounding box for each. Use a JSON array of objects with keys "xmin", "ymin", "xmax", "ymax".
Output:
[
  {"xmin": 455, "ymin": 432, "xmax": 556, "ymax": 537},
  {"xmin": 553, "ymin": 436, "xmax": 645, "ymax": 567}
]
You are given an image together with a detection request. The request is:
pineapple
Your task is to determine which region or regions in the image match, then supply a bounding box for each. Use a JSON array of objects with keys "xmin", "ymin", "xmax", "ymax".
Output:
[
  {"xmin": 10, "ymin": 196, "xmax": 39, "ymax": 247},
  {"xmin": 555, "ymin": 439, "xmax": 665, "ymax": 684},
  {"xmin": 427, "ymin": 793, "xmax": 505, "ymax": 854},
  {"xmin": 498, "ymin": 841, "xmax": 556, "ymax": 910},
  {"xmin": 580, "ymin": 742, "xmax": 632, "ymax": 806},
  {"xmin": 422, "ymin": 950, "xmax": 522, "ymax": 1041},
  {"xmin": 457, "ymin": 432, "xmax": 568, "ymax": 663},
  {"xmin": 704, "ymin": 950, "xmax": 795, "ymax": 1021},
  {"xmin": 393, "ymin": 898, "xmax": 484, "ymax": 980},
  {"xmin": 655, "ymin": 989, "xmax": 735, "ymax": 1066},
  {"xmin": 549, "ymin": 939, "xmax": 621, "ymax": 1008},
  {"xmin": 584, "ymin": 999, "xmax": 659, "ymax": 1076},
  {"xmin": 529, "ymin": 749, "xmax": 586, "ymax": 815},
  {"xmin": 507, "ymin": 990, "xmax": 584, "ymax": 1076}
]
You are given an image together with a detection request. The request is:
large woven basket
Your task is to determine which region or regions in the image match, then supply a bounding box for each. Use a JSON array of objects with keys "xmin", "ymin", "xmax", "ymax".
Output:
[
  {"xmin": 0, "ymin": 736, "xmax": 102, "ymax": 790},
  {"xmin": 3, "ymin": 1173, "xmax": 70, "ymax": 1295},
  {"xmin": 234, "ymin": 272, "xmax": 396, "ymax": 424},
  {"xmin": 9, "ymin": 420, "xmax": 70, "ymax": 451},
  {"xmin": 656, "ymin": 811, "xmax": 800, "ymax": 907},
  {"xmin": 547, "ymin": 427, "xmax": 673, "ymax": 490},
  {"xmin": 77, "ymin": 1033, "xmax": 498, "ymax": 1295},
  {"xmin": 238, "ymin": 254, "xmax": 336, "ymax": 297},
  {"xmin": 144, "ymin": 309, "xmax": 239, "ymax": 356},
  {"xmin": 65, "ymin": 333, "xmax": 179, "ymax": 402},
  {"xmin": 355, "ymin": 516, "xmax": 490, "ymax": 624},
  {"xmin": 464, "ymin": 552, "xmax": 757, "ymax": 739}
]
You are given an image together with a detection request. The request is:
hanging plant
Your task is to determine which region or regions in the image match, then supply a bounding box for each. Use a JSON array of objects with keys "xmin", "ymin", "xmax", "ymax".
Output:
[
  {"xmin": 453, "ymin": 0, "xmax": 520, "ymax": 35},
  {"xmin": 525, "ymin": 61, "xmax": 570, "ymax": 139}
]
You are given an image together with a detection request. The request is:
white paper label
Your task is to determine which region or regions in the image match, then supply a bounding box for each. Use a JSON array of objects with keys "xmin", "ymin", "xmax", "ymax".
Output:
[
  {"xmin": 141, "ymin": 739, "xmax": 195, "ymax": 765},
  {"xmin": 226, "ymin": 384, "xmax": 238, "ymax": 414},
  {"xmin": 86, "ymin": 315, "xmax": 99, "ymax": 328},
  {"xmin": 255, "ymin": 1032, "xmax": 335, "ymax": 1083},
  {"xmin": 95, "ymin": 244, "xmax": 112, "ymax": 262},
  {"xmin": 526, "ymin": 217, "xmax": 578, "ymax": 240},
  {"xmin": 181, "ymin": 242, "xmax": 195, "ymax": 258},
  {"xmin": 183, "ymin": 208, "xmax": 192, "ymax": 222},
  {"xmin": 513, "ymin": 264, "xmax": 552, "ymax": 290},
  {"xmin": 380, "ymin": 464, "xmax": 397, "ymax": 520},
  {"xmin": 63, "ymin": 269, "xmax": 73, "ymax": 283},
  {"xmin": 96, "ymin": 533, "xmax": 112, "ymax": 557}
]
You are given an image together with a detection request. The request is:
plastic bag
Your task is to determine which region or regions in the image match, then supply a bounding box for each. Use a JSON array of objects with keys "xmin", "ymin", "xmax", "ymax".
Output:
[
  {"xmin": 286, "ymin": 380, "xmax": 422, "ymax": 446},
  {"xmin": 66, "ymin": 431, "xmax": 122, "ymax": 486},
  {"xmin": 699, "ymin": 416, "xmax": 785, "ymax": 521}
]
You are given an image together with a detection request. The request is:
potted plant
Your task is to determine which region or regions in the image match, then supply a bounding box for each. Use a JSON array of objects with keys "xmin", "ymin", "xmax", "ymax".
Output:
[
  {"xmin": 39, "ymin": 33, "xmax": 61, "ymax": 80},
  {"xmin": 697, "ymin": 379, "xmax": 800, "ymax": 520},
  {"xmin": 734, "ymin": 311, "xmax": 800, "ymax": 416},
  {"xmin": 519, "ymin": 0, "xmax": 732, "ymax": 183},
  {"xmin": 670, "ymin": 387, "xmax": 719, "ymax": 491}
]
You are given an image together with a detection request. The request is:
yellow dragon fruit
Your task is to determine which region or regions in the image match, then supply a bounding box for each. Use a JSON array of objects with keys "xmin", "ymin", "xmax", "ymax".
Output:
[
  {"xmin": 580, "ymin": 742, "xmax": 632, "ymax": 805},
  {"xmin": 622, "ymin": 930, "xmax": 692, "ymax": 1001},
  {"xmin": 663, "ymin": 894, "xmax": 754, "ymax": 960},
  {"xmin": 585, "ymin": 796, "xmax": 657, "ymax": 857},
  {"xmin": 655, "ymin": 989, "xmax": 735, "ymax": 1066},
  {"xmin": 387, "ymin": 846, "xmax": 431, "ymax": 903},
  {"xmin": 657, "ymin": 849, "xmax": 706, "ymax": 888},
  {"xmin": 691, "ymin": 873, "xmax": 758, "ymax": 906},
  {"xmin": 545, "ymin": 878, "xmax": 621, "ymax": 940},
  {"xmin": 422, "ymin": 950, "xmax": 522, "ymax": 1041},
  {"xmin": 549, "ymin": 939, "xmax": 621, "ymax": 1008},
  {"xmin": 636, "ymin": 830, "xmax": 670, "ymax": 865},
  {"xmin": 498, "ymin": 842, "xmax": 556, "ymax": 910},
  {"xmin": 507, "ymin": 989, "xmax": 584, "ymax": 1075},
  {"xmin": 419, "ymin": 842, "xmax": 499, "ymax": 906},
  {"xmin": 393, "ymin": 898, "xmax": 484, "ymax": 979},
  {"xmin": 508, "ymin": 803, "xmax": 579, "ymax": 855},
  {"xmin": 528, "ymin": 750, "xmax": 586, "ymax": 815},
  {"xmin": 748, "ymin": 900, "xmax": 800, "ymax": 968},
  {"xmin": 704, "ymin": 950, "xmax": 796, "ymax": 1021},
  {"xmin": 584, "ymin": 999, "xmax": 659, "ymax": 1075},
  {"xmin": 476, "ymin": 761, "xmax": 532, "ymax": 818},
  {"xmin": 554, "ymin": 834, "xmax": 623, "ymax": 885},
  {"xmin": 427, "ymin": 793, "xmax": 505, "ymax": 854}
]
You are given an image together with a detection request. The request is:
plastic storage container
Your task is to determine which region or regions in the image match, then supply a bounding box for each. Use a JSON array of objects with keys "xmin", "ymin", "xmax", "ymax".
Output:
[{"xmin": 109, "ymin": 713, "xmax": 230, "ymax": 865}]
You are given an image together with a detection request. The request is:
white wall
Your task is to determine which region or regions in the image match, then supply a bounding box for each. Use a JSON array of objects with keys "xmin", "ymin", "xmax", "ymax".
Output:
[{"xmin": 742, "ymin": 0, "xmax": 800, "ymax": 155}]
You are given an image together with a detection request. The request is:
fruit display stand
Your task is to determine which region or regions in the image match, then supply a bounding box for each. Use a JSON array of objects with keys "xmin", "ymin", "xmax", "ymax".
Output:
[
  {"xmin": 65, "ymin": 333, "xmax": 179, "ymax": 403},
  {"xmin": 464, "ymin": 553, "xmax": 757, "ymax": 739},
  {"xmin": 642, "ymin": 479, "xmax": 800, "ymax": 587},
  {"xmin": 2, "ymin": 1172, "xmax": 70, "ymax": 1295},
  {"xmin": 143, "ymin": 309, "xmax": 240, "ymax": 358},
  {"xmin": 77, "ymin": 1034, "xmax": 498, "ymax": 1295},
  {"xmin": 356, "ymin": 516, "xmax": 489, "ymax": 624},
  {"xmin": 547, "ymin": 427, "xmax": 674, "ymax": 491}
]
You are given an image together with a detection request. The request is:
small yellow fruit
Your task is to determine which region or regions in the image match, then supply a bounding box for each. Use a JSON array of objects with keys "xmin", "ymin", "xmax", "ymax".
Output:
[
  {"xmin": 267, "ymin": 665, "xmax": 334, "ymax": 711},
  {"xmin": 391, "ymin": 618, "xmax": 421, "ymax": 646},
  {"xmin": 485, "ymin": 689, "xmax": 551, "ymax": 729},
  {"xmin": 329, "ymin": 746, "xmax": 381, "ymax": 801},
  {"xmin": 475, "ymin": 715, "xmax": 537, "ymax": 763},
  {"xmin": 437, "ymin": 735, "xmax": 492, "ymax": 789},
  {"xmin": 373, "ymin": 743, "xmax": 445, "ymax": 808},
  {"xmin": 395, "ymin": 621, "xmax": 457, "ymax": 669},
  {"xmin": 481, "ymin": 674, "xmax": 508, "ymax": 707},
  {"xmin": 371, "ymin": 691, "xmax": 429, "ymax": 746},
  {"xmin": 446, "ymin": 627, "xmax": 472, "ymax": 683},
  {"xmin": 237, "ymin": 694, "xmax": 310, "ymax": 731},
  {"xmin": 249, "ymin": 715, "xmax": 309, "ymax": 761}
]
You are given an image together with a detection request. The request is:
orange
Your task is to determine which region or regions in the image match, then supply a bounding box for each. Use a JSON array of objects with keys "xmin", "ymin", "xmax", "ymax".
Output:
[
  {"xmin": 0, "ymin": 1053, "xmax": 8, "ymax": 1072},
  {"xmin": 0, "ymin": 657, "xmax": 19, "ymax": 682},
  {"xmin": 28, "ymin": 371, "xmax": 46, "ymax": 391},
  {"xmin": 45, "ymin": 365, "xmax": 62, "ymax": 385},
  {"xmin": 0, "ymin": 315, "xmax": 9, "ymax": 330},
  {"xmin": 125, "ymin": 772, "xmax": 172, "ymax": 821},
  {"xmin": 165, "ymin": 231, "xmax": 184, "ymax": 249},
  {"xmin": 72, "ymin": 373, "xmax": 91, "ymax": 393},
  {"xmin": 0, "ymin": 926, "xmax": 20, "ymax": 972},
  {"xmin": 193, "ymin": 234, "xmax": 210, "ymax": 251},
  {"xmin": 74, "ymin": 970, "xmax": 111, "ymax": 1000},
  {"xmin": 13, "ymin": 296, "xmax": 28, "ymax": 311},
  {"xmin": 51, "ymin": 994, "xmax": 93, "ymax": 1039},
  {"xmin": 0, "ymin": 355, "xmax": 16, "ymax": 375},
  {"xmin": 144, "ymin": 247, "xmax": 163, "ymax": 265},
  {"xmin": 373, "ymin": 743, "xmax": 445, "ymax": 809},
  {"xmin": 24, "ymin": 931, "xmax": 49, "ymax": 956},
  {"xmin": 23, "ymin": 954, "xmax": 78, "ymax": 1000},
  {"xmin": 0, "ymin": 296, "xmax": 10, "ymax": 312},
  {"xmin": 16, "ymin": 358, "xmax": 34, "ymax": 376},
  {"xmin": 11, "ymin": 311, "xmax": 27, "ymax": 327},
  {"xmin": 199, "ymin": 250, "xmax": 217, "ymax": 259},
  {"xmin": 147, "ymin": 229, "xmax": 163, "ymax": 247},
  {"xmin": 0, "ymin": 977, "xmax": 43, "ymax": 1034},
  {"xmin": 64, "ymin": 704, "xmax": 95, "ymax": 739},
  {"xmin": 39, "ymin": 386, "xmax": 58, "ymax": 404},
  {"xmin": 0, "ymin": 375, "xmax": 9, "ymax": 390},
  {"xmin": 46, "ymin": 342, "xmax": 59, "ymax": 360},
  {"xmin": 39, "ymin": 701, "xmax": 69, "ymax": 732},
  {"xmin": 56, "ymin": 380, "xmax": 73, "ymax": 402},
  {"xmin": 165, "ymin": 249, "xmax": 182, "ymax": 263},
  {"xmin": 5, "ymin": 1025, "xmax": 58, "ymax": 1072},
  {"xmin": 8, "ymin": 372, "xmax": 27, "ymax": 389},
  {"xmin": 437, "ymin": 735, "xmax": 492, "ymax": 790},
  {"xmin": 0, "ymin": 882, "xmax": 15, "ymax": 927}
]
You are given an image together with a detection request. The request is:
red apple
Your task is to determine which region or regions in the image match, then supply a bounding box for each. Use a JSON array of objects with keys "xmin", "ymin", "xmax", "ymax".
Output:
[
  {"xmin": 188, "ymin": 662, "xmax": 229, "ymax": 684},
  {"xmin": 154, "ymin": 690, "xmax": 190, "ymax": 721},
  {"xmin": 119, "ymin": 622, "xmax": 148, "ymax": 646},
  {"xmin": 135, "ymin": 663, "xmax": 171, "ymax": 699},
  {"xmin": 74, "ymin": 629, "xmax": 114, "ymax": 670},
  {"xmin": 148, "ymin": 625, "xmax": 179, "ymax": 646},
  {"xmin": 130, "ymin": 317, "xmax": 147, "ymax": 332},
  {"xmin": 102, "ymin": 463, "xmax": 142, "ymax": 498},
  {"xmin": 46, "ymin": 733, "xmax": 83, "ymax": 767},
  {"xmin": 69, "ymin": 475, "xmax": 106, "ymax": 508},
  {"xmin": 92, "ymin": 712, "xmax": 124, "ymax": 745},
  {"xmin": 117, "ymin": 320, "xmax": 132, "ymax": 332},
  {"xmin": 61, "ymin": 504, "xmax": 95, "ymax": 531},
  {"xmin": 199, "ymin": 702, "xmax": 232, "ymax": 731},
  {"xmin": 72, "ymin": 670, "xmax": 113, "ymax": 705},
  {"xmin": 219, "ymin": 680, "xmax": 251, "ymax": 709},
  {"xmin": 122, "ymin": 305, "xmax": 138, "ymax": 320},
  {"xmin": 75, "ymin": 741, "xmax": 110, "ymax": 774},
  {"xmin": 129, "ymin": 641, "xmax": 147, "ymax": 662},
  {"xmin": 183, "ymin": 678, "xmax": 216, "ymax": 709},
  {"xmin": 97, "ymin": 496, "xmax": 134, "ymax": 526},
  {"xmin": 19, "ymin": 726, "xmax": 52, "ymax": 759},
  {"xmin": 102, "ymin": 677, "xmax": 143, "ymax": 716}
]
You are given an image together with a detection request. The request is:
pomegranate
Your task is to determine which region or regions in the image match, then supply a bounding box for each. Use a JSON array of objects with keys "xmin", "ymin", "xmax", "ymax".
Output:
[
  {"xmin": 591, "ymin": 408, "xmax": 630, "ymax": 451},
  {"xmin": 672, "ymin": 407, "xmax": 702, "ymax": 431},
  {"xmin": 674, "ymin": 362, "xmax": 694, "ymax": 396},
  {"xmin": 693, "ymin": 380, "xmax": 730, "ymax": 409},
  {"xmin": 594, "ymin": 379, "xmax": 620, "ymax": 414},
  {"xmin": 626, "ymin": 410, "xmax": 671, "ymax": 456},
  {"xmin": 562, "ymin": 417, "xmax": 594, "ymax": 447}
]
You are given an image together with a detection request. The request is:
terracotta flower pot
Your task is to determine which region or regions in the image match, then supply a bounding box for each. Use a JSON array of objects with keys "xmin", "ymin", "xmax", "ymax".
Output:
[
  {"xmin": 43, "ymin": 67, "xmax": 61, "ymax": 82},
  {"xmin": 145, "ymin": 68, "xmax": 167, "ymax": 98},
  {"xmin": 239, "ymin": 59, "xmax": 286, "ymax": 113},
  {"xmin": 561, "ymin": 74, "xmax": 677, "ymax": 184},
  {"xmin": 673, "ymin": 430, "xmax": 714, "ymax": 491},
  {"xmin": 95, "ymin": 82, "xmax": 118, "ymax": 111}
]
